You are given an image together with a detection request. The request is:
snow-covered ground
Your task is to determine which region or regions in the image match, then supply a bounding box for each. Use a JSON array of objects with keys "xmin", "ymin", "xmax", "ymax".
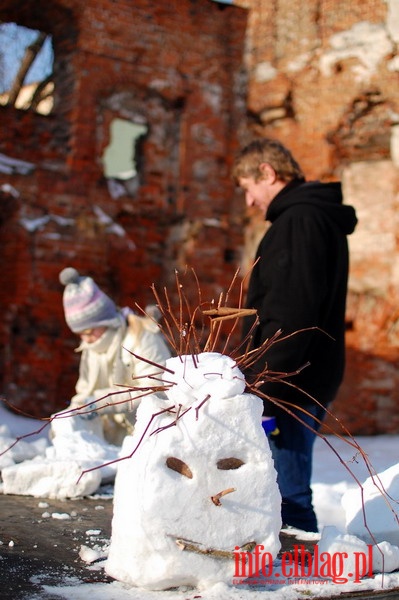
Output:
[{"xmin": 1, "ymin": 402, "xmax": 399, "ymax": 599}]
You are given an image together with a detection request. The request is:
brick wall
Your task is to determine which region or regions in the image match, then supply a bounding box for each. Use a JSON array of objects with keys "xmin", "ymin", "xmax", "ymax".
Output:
[{"xmin": 0, "ymin": 0, "xmax": 248, "ymax": 417}]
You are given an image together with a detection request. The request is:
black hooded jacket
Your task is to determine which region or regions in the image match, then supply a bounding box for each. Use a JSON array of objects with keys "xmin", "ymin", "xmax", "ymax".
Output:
[{"xmin": 243, "ymin": 178, "xmax": 358, "ymax": 414}]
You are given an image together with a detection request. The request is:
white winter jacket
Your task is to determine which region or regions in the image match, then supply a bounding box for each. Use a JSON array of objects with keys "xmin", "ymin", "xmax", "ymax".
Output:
[{"xmin": 70, "ymin": 312, "xmax": 171, "ymax": 416}]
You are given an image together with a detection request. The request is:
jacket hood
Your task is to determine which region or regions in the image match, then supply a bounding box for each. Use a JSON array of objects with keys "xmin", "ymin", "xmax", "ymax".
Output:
[{"xmin": 266, "ymin": 179, "xmax": 358, "ymax": 235}]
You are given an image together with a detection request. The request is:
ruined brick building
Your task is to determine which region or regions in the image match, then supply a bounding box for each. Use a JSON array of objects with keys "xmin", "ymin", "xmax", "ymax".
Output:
[{"xmin": 1, "ymin": 0, "xmax": 399, "ymax": 435}]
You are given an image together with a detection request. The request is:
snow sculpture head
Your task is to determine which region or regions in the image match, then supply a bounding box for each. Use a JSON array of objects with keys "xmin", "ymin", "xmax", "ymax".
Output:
[{"xmin": 106, "ymin": 352, "xmax": 281, "ymax": 590}]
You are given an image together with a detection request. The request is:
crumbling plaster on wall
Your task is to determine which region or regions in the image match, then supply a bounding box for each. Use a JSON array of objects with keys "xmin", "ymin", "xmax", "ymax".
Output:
[
  {"xmin": 390, "ymin": 123, "xmax": 399, "ymax": 166},
  {"xmin": 343, "ymin": 160, "xmax": 399, "ymax": 293},
  {"xmin": 235, "ymin": 1, "xmax": 399, "ymax": 163},
  {"xmin": 240, "ymin": 1, "xmax": 398, "ymax": 80},
  {"xmin": 16, "ymin": 205, "xmax": 134, "ymax": 246},
  {"xmin": 253, "ymin": 61, "xmax": 278, "ymax": 83},
  {"xmin": 319, "ymin": 21, "xmax": 393, "ymax": 82},
  {"xmin": 386, "ymin": 0, "xmax": 399, "ymax": 42}
]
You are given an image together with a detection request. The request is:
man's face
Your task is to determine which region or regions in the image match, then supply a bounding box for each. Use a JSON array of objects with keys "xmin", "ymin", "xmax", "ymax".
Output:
[
  {"xmin": 237, "ymin": 162, "xmax": 286, "ymax": 213},
  {"xmin": 238, "ymin": 175, "xmax": 276, "ymax": 213}
]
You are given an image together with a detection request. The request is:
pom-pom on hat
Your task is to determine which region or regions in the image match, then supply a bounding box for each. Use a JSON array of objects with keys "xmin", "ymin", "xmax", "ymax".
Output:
[{"xmin": 59, "ymin": 267, "xmax": 121, "ymax": 333}]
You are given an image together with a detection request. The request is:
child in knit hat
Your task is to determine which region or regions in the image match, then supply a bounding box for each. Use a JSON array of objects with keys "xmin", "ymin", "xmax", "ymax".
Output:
[{"xmin": 53, "ymin": 267, "xmax": 171, "ymax": 445}]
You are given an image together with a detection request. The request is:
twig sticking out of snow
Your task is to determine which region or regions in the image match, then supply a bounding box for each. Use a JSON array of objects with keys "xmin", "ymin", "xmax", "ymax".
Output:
[
  {"xmin": 211, "ymin": 487, "xmax": 236, "ymax": 506},
  {"xmin": 171, "ymin": 536, "xmax": 256, "ymax": 560}
]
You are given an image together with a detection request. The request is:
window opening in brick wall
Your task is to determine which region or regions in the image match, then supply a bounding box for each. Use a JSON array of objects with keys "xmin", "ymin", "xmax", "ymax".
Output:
[
  {"xmin": 0, "ymin": 22, "xmax": 54, "ymax": 115},
  {"xmin": 102, "ymin": 118, "xmax": 148, "ymax": 199}
]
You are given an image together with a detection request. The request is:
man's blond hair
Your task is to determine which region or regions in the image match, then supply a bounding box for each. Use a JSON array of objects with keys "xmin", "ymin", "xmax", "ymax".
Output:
[{"xmin": 232, "ymin": 138, "xmax": 304, "ymax": 183}]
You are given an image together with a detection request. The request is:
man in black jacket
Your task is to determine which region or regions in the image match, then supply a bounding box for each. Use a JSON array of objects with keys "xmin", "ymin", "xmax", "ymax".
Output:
[{"xmin": 233, "ymin": 138, "xmax": 357, "ymax": 532}]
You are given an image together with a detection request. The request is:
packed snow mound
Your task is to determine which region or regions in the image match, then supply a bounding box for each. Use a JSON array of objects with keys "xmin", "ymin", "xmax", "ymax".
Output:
[
  {"xmin": 318, "ymin": 526, "xmax": 372, "ymax": 582},
  {"xmin": 0, "ymin": 424, "xmax": 49, "ymax": 469},
  {"xmin": 0, "ymin": 404, "xmax": 50, "ymax": 469},
  {"xmin": 106, "ymin": 352, "xmax": 281, "ymax": 590},
  {"xmin": 342, "ymin": 463, "xmax": 399, "ymax": 546},
  {"xmin": 372, "ymin": 541, "xmax": 399, "ymax": 573},
  {"xmin": 318, "ymin": 525, "xmax": 399, "ymax": 578},
  {"xmin": 2, "ymin": 457, "xmax": 102, "ymax": 499},
  {"xmin": 2, "ymin": 413, "xmax": 120, "ymax": 498}
]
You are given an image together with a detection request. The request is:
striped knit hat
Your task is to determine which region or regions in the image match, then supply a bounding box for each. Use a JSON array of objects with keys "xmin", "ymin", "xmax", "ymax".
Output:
[{"xmin": 59, "ymin": 267, "xmax": 120, "ymax": 333}]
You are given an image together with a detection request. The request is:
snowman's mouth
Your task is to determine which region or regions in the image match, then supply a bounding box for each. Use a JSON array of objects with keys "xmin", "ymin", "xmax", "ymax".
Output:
[{"xmin": 170, "ymin": 536, "xmax": 256, "ymax": 560}]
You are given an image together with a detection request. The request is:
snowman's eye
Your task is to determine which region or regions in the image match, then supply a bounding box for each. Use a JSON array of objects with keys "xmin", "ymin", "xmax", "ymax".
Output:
[
  {"xmin": 217, "ymin": 457, "xmax": 245, "ymax": 470},
  {"xmin": 166, "ymin": 457, "xmax": 193, "ymax": 479}
]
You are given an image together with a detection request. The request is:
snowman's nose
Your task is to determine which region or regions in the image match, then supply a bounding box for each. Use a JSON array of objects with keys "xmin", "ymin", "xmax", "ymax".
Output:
[{"xmin": 211, "ymin": 487, "xmax": 236, "ymax": 506}]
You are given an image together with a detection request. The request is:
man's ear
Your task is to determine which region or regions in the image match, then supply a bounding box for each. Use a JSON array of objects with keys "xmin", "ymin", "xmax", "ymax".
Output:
[{"xmin": 259, "ymin": 162, "xmax": 277, "ymax": 183}]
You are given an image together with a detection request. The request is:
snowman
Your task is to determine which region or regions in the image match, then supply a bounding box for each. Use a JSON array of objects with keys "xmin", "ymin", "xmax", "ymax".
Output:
[{"xmin": 105, "ymin": 351, "xmax": 282, "ymax": 590}]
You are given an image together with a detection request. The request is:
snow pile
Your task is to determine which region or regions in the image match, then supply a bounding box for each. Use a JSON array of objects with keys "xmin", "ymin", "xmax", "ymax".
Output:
[
  {"xmin": 318, "ymin": 525, "xmax": 399, "ymax": 579},
  {"xmin": 342, "ymin": 462, "xmax": 399, "ymax": 546},
  {"xmin": 2, "ymin": 456, "xmax": 102, "ymax": 499},
  {"xmin": 310, "ymin": 447, "xmax": 399, "ymax": 583},
  {"xmin": 372, "ymin": 541, "xmax": 399, "ymax": 573},
  {"xmin": 0, "ymin": 423, "xmax": 48, "ymax": 469},
  {"xmin": 79, "ymin": 540, "xmax": 109, "ymax": 565},
  {"xmin": 106, "ymin": 352, "xmax": 282, "ymax": 590},
  {"xmin": 1, "ymin": 407, "xmax": 120, "ymax": 499},
  {"xmin": 0, "ymin": 403, "xmax": 50, "ymax": 463}
]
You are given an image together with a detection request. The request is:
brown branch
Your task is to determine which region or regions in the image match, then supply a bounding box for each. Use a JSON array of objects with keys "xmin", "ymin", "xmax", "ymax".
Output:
[
  {"xmin": 170, "ymin": 535, "xmax": 256, "ymax": 559},
  {"xmin": 78, "ymin": 405, "xmax": 177, "ymax": 481},
  {"xmin": 174, "ymin": 538, "xmax": 235, "ymax": 559},
  {"xmin": 125, "ymin": 350, "xmax": 175, "ymax": 375},
  {"xmin": 211, "ymin": 487, "xmax": 236, "ymax": 506},
  {"xmin": 195, "ymin": 394, "xmax": 211, "ymax": 420}
]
